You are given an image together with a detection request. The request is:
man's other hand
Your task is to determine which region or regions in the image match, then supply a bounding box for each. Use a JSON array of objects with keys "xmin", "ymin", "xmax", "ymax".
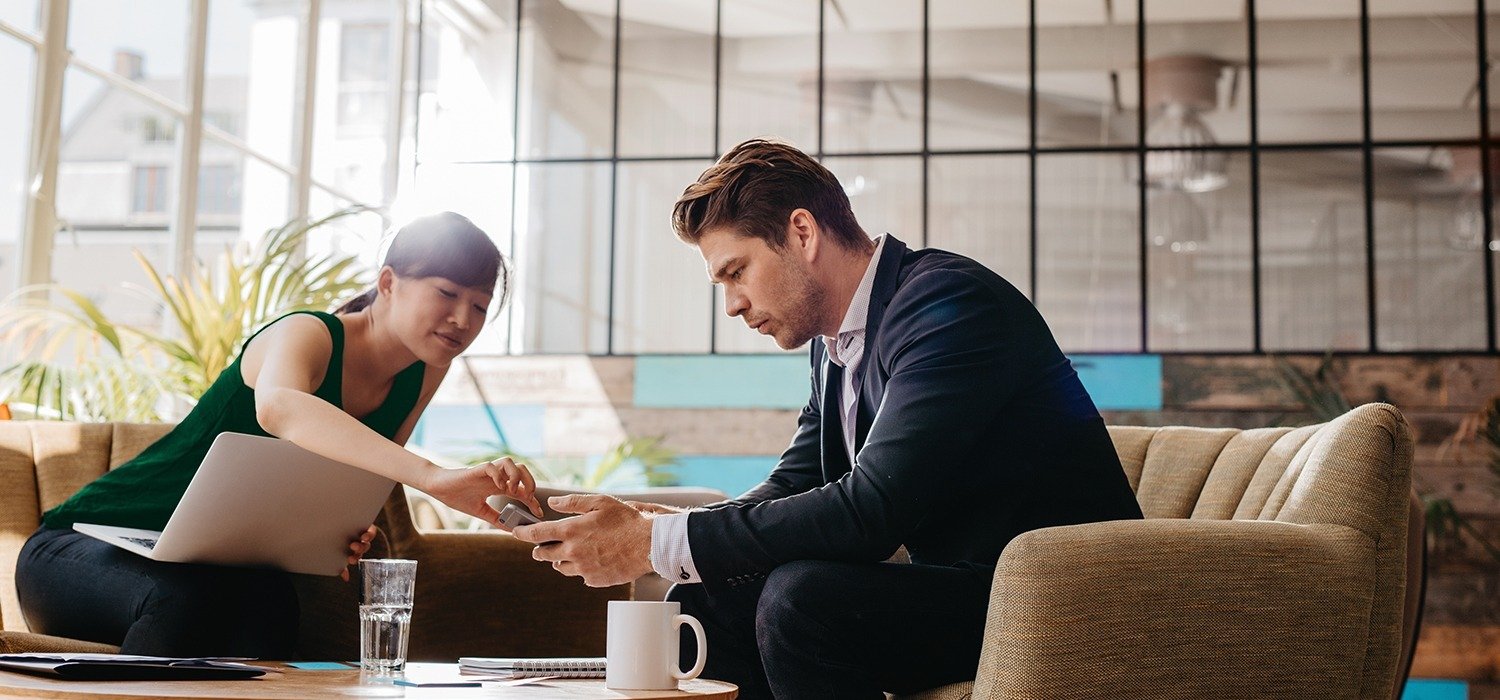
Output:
[{"xmin": 511, "ymin": 494, "xmax": 654, "ymax": 588}]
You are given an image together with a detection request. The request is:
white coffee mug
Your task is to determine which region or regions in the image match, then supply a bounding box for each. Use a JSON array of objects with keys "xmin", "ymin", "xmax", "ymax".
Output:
[{"xmin": 606, "ymin": 600, "xmax": 708, "ymax": 690}]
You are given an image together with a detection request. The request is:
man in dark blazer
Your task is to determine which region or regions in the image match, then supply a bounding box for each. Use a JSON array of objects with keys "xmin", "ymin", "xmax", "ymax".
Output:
[{"xmin": 513, "ymin": 139, "xmax": 1143, "ymax": 699}]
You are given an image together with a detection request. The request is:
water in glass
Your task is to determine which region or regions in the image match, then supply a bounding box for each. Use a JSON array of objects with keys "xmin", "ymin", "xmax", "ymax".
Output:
[{"xmin": 359, "ymin": 603, "xmax": 412, "ymax": 675}]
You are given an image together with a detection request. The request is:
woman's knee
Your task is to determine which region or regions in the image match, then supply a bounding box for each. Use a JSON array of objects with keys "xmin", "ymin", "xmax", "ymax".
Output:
[{"xmin": 139, "ymin": 568, "xmax": 298, "ymax": 644}]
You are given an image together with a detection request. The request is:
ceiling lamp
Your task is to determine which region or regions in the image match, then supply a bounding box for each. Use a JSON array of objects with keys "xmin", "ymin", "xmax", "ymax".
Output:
[
  {"xmin": 1447, "ymin": 147, "xmax": 1500, "ymax": 251},
  {"xmin": 1142, "ymin": 54, "xmax": 1230, "ymax": 193}
]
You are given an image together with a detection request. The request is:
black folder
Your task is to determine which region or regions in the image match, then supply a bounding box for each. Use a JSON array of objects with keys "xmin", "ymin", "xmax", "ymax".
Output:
[{"xmin": 0, "ymin": 653, "xmax": 270, "ymax": 680}]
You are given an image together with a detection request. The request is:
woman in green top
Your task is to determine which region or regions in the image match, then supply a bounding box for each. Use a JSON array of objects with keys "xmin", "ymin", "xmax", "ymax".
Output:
[{"xmin": 15, "ymin": 211, "xmax": 542, "ymax": 657}]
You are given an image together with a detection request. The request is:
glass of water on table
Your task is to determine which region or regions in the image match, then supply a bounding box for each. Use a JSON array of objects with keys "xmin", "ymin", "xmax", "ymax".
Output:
[{"xmin": 359, "ymin": 559, "xmax": 417, "ymax": 678}]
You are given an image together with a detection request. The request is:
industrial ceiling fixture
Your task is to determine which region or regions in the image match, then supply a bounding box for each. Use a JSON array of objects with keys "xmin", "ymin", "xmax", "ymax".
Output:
[{"xmin": 1141, "ymin": 54, "xmax": 1231, "ymax": 193}]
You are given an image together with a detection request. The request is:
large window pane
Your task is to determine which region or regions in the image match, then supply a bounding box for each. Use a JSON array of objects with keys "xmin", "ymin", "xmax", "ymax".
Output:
[
  {"xmin": 719, "ymin": 0, "xmax": 818, "ymax": 153},
  {"xmin": 929, "ymin": 1, "xmax": 1027, "ymax": 151},
  {"xmin": 210, "ymin": 0, "xmax": 305, "ymax": 244},
  {"xmin": 822, "ymin": 156, "xmax": 922, "ymax": 240},
  {"xmin": 618, "ymin": 0, "xmax": 715, "ymax": 158},
  {"xmin": 54, "ymin": 67, "xmax": 180, "ymax": 326},
  {"xmin": 304, "ymin": 5, "xmax": 400, "ymax": 300},
  {"xmin": 1146, "ymin": 154, "xmax": 1253, "ymax": 351},
  {"xmin": 67, "ymin": 0, "xmax": 188, "ymax": 103},
  {"xmin": 0, "ymin": 38, "xmax": 35, "ymax": 297},
  {"xmin": 0, "ymin": 1, "xmax": 38, "ymax": 33},
  {"xmin": 515, "ymin": 163, "xmax": 611, "ymax": 354},
  {"xmin": 1374, "ymin": 147, "xmax": 1486, "ymax": 350},
  {"xmin": 408, "ymin": 163, "xmax": 515, "ymax": 354},
  {"xmin": 616, "ymin": 161, "xmax": 713, "ymax": 354},
  {"xmin": 822, "ymin": 0, "xmax": 921, "ymax": 154},
  {"xmin": 518, "ymin": 0, "xmax": 615, "ymax": 159},
  {"xmin": 927, "ymin": 155, "xmax": 1030, "ymax": 293},
  {"xmin": 1261, "ymin": 150, "xmax": 1368, "ymax": 351},
  {"xmin": 310, "ymin": 5, "xmax": 401, "ymax": 218},
  {"xmin": 417, "ymin": 0, "xmax": 518, "ymax": 163},
  {"xmin": 1036, "ymin": 0, "xmax": 1139, "ymax": 148},
  {"xmin": 1491, "ymin": 9, "xmax": 1500, "ymax": 138},
  {"xmin": 1145, "ymin": 2, "xmax": 1249, "ymax": 148},
  {"xmin": 306, "ymin": 190, "xmax": 386, "ymax": 286},
  {"xmin": 1369, "ymin": 0, "xmax": 1478, "ymax": 141},
  {"xmin": 1256, "ymin": 1, "xmax": 1362, "ymax": 143},
  {"xmin": 1036, "ymin": 153, "xmax": 1140, "ymax": 351}
]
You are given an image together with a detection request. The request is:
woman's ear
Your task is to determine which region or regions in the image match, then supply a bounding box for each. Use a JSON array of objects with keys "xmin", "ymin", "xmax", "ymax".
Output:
[{"xmin": 375, "ymin": 266, "xmax": 398, "ymax": 299}]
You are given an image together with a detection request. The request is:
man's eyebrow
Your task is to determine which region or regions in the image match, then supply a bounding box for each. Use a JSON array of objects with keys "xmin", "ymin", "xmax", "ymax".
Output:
[{"xmin": 709, "ymin": 256, "xmax": 743, "ymax": 282}]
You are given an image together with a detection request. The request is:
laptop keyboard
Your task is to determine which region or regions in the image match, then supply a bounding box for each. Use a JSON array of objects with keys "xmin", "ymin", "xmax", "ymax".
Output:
[{"xmin": 124, "ymin": 536, "xmax": 158, "ymax": 550}]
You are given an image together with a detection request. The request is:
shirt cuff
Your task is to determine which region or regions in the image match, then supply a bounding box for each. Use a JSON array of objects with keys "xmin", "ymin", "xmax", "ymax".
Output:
[{"xmin": 650, "ymin": 512, "xmax": 701, "ymax": 584}]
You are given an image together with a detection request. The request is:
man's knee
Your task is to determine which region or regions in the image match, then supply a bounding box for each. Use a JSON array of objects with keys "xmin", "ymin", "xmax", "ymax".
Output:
[{"xmin": 755, "ymin": 561, "xmax": 839, "ymax": 643}]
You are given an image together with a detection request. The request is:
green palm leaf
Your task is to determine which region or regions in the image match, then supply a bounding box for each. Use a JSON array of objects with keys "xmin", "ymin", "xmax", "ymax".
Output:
[{"xmin": 0, "ymin": 207, "xmax": 374, "ymax": 421}]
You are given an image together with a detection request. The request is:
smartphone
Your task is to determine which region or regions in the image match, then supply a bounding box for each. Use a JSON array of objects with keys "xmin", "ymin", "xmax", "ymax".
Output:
[{"xmin": 497, "ymin": 502, "xmax": 541, "ymax": 529}]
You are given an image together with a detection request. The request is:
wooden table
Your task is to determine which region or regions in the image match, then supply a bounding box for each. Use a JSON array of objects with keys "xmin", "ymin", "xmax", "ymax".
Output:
[{"xmin": 0, "ymin": 662, "xmax": 737, "ymax": 699}]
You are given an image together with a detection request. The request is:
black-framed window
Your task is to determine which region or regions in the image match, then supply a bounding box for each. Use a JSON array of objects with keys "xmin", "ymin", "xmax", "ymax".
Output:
[{"xmin": 414, "ymin": 0, "xmax": 1500, "ymax": 355}]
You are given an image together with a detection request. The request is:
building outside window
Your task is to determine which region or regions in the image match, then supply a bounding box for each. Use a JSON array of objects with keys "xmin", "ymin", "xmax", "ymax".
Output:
[{"xmin": 131, "ymin": 165, "xmax": 169, "ymax": 214}]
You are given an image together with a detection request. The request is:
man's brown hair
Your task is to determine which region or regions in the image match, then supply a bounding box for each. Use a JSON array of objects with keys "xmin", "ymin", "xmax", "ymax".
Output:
[{"xmin": 671, "ymin": 139, "xmax": 868, "ymax": 250}]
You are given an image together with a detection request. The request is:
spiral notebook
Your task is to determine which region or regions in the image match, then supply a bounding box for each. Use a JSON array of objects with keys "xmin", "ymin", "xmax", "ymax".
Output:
[{"xmin": 458, "ymin": 656, "xmax": 606, "ymax": 679}]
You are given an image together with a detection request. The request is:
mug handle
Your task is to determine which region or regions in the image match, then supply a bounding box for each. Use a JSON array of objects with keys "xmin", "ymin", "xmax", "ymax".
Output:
[{"xmin": 673, "ymin": 614, "xmax": 708, "ymax": 681}]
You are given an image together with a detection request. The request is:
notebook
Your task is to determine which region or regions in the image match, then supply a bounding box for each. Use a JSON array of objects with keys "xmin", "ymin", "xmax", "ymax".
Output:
[{"xmin": 458, "ymin": 656, "xmax": 606, "ymax": 678}]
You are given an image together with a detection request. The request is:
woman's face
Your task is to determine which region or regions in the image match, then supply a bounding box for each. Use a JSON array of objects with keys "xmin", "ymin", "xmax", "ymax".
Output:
[{"xmin": 383, "ymin": 271, "xmax": 494, "ymax": 367}]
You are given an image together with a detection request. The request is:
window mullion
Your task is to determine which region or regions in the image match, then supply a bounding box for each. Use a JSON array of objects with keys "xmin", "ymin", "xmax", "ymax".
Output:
[
  {"xmin": 19, "ymin": 0, "xmax": 69, "ymax": 291},
  {"xmin": 171, "ymin": 0, "xmax": 209, "ymax": 283},
  {"xmin": 292, "ymin": 0, "xmax": 323, "ymax": 227}
]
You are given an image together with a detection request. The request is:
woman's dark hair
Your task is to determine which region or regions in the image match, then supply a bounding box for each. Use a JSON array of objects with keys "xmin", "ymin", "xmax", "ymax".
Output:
[{"xmin": 334, "ymin": 211, "xmax": 509, "ymax": 314}]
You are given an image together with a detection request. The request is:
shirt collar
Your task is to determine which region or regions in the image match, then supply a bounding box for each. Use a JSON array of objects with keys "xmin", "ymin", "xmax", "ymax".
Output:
[{"xmin": 822, "ymin": 235, "xmax": 885, "ymax": 366}]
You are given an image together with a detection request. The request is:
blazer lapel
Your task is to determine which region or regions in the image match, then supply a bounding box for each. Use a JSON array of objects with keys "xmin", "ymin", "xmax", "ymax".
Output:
[{"xmin": 850, "ymin": 235, "xmax": 909, "ymax": 457}]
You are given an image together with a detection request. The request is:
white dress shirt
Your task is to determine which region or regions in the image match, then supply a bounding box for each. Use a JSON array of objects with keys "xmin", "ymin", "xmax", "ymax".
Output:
[{"xmin": 650, "ymin": 236, "xmax": 887, "ymax": 585}]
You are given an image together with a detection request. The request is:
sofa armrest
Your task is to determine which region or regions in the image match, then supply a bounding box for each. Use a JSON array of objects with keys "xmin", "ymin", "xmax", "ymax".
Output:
[
  {"xmin": 294, "ymin": 530, "xmax": 628, "ymax": 662},
  {"xmin": 973, "ymin": 519, "xmax": 1381, "ymax": 700}
]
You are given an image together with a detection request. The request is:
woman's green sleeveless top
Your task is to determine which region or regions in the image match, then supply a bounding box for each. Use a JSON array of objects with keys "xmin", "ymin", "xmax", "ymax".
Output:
[{"xmin": 42, "ymin": 311, "xmax": 425, "ymax": 530}]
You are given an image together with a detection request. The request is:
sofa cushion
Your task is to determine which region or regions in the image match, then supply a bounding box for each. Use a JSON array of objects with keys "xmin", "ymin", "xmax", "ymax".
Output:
[{"xmin": 0, "ymin": 630, "xmax": 120, "ymax": 654}]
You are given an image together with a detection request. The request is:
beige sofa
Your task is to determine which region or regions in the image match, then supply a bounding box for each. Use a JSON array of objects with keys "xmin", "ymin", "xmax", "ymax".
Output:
[
  {"xmin": 906, "ymin": 402, "xmax": 1423, "ymax": 700},
  {"xmin": 1, "ymin": 404, "xmax": 1422, "ymax": 698},
  {"xmin": 0, "ymin": 421, "xmax": 629, "ymax": 660}
]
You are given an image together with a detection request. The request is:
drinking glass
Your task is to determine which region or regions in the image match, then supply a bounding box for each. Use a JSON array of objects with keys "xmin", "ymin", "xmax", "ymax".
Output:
[{"xmin": 359, "ymin": 558, "xmax": 416, "ymax": 677}]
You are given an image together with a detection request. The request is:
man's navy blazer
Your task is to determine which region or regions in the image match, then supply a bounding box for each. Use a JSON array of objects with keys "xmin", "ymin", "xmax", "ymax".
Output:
[{"xmin": 686, "ymin": 235, "xmax": 1143, "ymax": 592}]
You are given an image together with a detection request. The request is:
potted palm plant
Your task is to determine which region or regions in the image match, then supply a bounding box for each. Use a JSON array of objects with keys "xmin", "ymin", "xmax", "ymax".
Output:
[{"xmin": 0, "ymin": 208, "xmax": 371, "ymax": 422}]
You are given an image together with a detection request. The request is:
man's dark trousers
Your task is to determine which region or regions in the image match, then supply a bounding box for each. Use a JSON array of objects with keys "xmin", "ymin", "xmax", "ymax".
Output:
[{"xmin": 668, "ymin": 559, "xmax": 992, "ymax": 699}]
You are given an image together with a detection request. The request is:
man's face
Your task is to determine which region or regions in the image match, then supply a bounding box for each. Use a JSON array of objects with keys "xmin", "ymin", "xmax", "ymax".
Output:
[{"xmin": 698, "ymin": 226, "xmax": 828, "ymax": 350}]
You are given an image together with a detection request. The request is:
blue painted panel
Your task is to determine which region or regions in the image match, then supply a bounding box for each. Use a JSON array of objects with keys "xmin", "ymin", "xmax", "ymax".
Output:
[
  {"xmin": 635, "ymin": 353, "xmax": 1160, "ymax": 411},
  {"xmin": 635, "ymin": 355, "xmax": 808, "ymax": 409},
  {"xmin": 669, "ymin": 455, "xmax": 777, "ymax": 497},
  {"xmin": 1402, "ymin": 679, "xmax": 1468, "ymax": 700},
  {"xmin": 1069, "ymin": 354, "xmax": 1162, "ymax": 411},
  {"xmin": 412, "ymin": 404, "xmax": 547, "ymax": 459}
]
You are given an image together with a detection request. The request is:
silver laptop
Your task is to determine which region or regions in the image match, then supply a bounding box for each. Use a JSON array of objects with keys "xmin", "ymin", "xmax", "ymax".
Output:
[{"xmin": 73, "ymin": 432, "xmax": 397, "ymax": 576}]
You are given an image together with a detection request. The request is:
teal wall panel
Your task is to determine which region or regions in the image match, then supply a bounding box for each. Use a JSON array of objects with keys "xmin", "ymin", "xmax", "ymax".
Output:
[
  {"xmin": 1402, "ymin": 679, "xmax": 1467, "ymax": 699},
  {"xmin": 634, "ymin": 353, "xmax": 1162, "ymax": 411},
  {"xmin": 669, "ymin": 455, "xmax": 776, "ymax": 497},
  {"xmin": 1070, "ymin": 355, "xmax": 1163, "ymax": 411},
  {"xmin": 635, "ymin": 355, "xmax": 808, "ymax": 409}
]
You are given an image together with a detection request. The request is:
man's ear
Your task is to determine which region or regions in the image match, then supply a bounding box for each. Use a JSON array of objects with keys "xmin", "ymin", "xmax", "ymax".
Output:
[{"xmin": 787, "ymin": 209, "xmax": 820, "ymax": 262}]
